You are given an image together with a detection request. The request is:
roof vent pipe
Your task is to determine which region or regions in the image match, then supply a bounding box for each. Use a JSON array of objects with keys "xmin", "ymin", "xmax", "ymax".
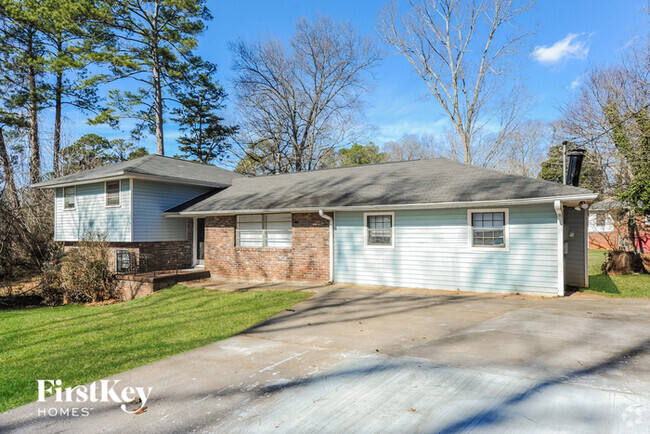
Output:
[{"xmin": 566, "ymin": 149, "xmax": 586, "ymax": 187}]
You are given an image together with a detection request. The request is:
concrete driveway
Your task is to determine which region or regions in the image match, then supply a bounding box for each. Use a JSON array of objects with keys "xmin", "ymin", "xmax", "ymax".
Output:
[{"xmin": 2, "ymin": 284, "xmax": 650, "ymax": 433}]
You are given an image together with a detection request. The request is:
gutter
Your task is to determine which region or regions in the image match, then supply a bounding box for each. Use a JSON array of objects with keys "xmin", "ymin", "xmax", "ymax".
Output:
[
  {"xmin": 163, "ymin": 194, "xmax": 599, "ymax": 217},
  {"xmin": 32, "ymin": 173, "xmax": 230, "ymax": 189},
  {"xmin": 318, "ymin": 210, "xmax": 334, "ymax": 284},
  {"xmin": 554, "ymin": 200, "xmax": 565, "ymax": 296}
]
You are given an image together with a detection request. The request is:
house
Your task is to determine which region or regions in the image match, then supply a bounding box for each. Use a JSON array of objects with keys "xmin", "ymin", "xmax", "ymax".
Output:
[
  {"xmin": 33, "ymin": 155, "xmax": 598, "ymax": 296},
  {"xmin": 588, "ymin": 199, "xmax": 650, "ymax": 251}
]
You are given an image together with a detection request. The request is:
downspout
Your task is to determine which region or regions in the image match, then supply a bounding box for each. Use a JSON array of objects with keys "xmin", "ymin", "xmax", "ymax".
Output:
[
  {"xmin": 554, "ymin": 200, "xmax": 565, "ymax": 296},
  {"xmin": 319, "ymin": 210, "xmax": 334, "ymax": 283}
]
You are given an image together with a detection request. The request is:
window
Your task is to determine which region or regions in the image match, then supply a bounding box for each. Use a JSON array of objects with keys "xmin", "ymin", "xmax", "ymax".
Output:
[
  {"xmin": 236, "ymin": 213, "xmax": 292, "ymax": 248},
  {"xmin": 365, "ymin": 213, "xmax": 393, "ymax": 247},
  {"xmin": 63, "ymin": 187, "xmax": 75, "ymax": 210},
  {"xmin": 105, "ymin": 181, "xmax": 120, "ymax": 207},
  {"xmin": 596, "ymin": 213, "xmax": 607, "ymax": 228},
  {"xmin": 645, "ymin": 214, "xmax": 649, "ymax": 225},
  {"xmin": 469, "ymin": 210, "xmax": 508, "ymax": 249}
]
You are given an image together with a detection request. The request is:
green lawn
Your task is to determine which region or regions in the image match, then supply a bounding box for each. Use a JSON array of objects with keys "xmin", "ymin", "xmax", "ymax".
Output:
[
  {"xmin": 580, "ymin": 249, "xmax": 650, "ymax": 298},
  {"xmin": 0, "ymin": 285, "xmax": 311, "ymax": 412}
]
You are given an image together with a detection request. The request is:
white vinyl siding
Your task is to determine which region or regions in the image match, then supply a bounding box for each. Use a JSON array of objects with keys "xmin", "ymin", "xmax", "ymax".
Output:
[
  {"xmin": 335, "ymin": 204, "xmax": 559, "ymax": 295},
  {"xmin": 131, "ymin": 179, "xmax": 211, "ymax": 242},
  {"xmin": 588, "ymin": 212, "xmax": 615, "ymax": 232},
  {"xmin": 105, "ymin": 181, "xmax": 121, "ymax": 207},
  {"xmin": 55, "ymin": 180, "xmax": 131, "ymax": 242},
  {"xmin": 236, "ymin": 213, "xmax": 292, "ymax": 248}
]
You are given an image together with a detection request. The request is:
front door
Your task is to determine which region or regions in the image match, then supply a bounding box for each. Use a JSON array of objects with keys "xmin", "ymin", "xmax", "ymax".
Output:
[{"xmin": 196, "ymin": 218, "xmax": 205, "ymax": 266}]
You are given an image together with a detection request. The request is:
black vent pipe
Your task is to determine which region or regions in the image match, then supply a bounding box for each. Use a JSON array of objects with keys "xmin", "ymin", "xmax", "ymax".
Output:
[{"xmin": 566, "ymin": 149, "xmax": 585, "ymax": 187}]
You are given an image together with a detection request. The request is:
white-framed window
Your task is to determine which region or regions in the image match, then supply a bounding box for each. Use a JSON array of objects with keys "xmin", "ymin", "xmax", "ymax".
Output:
[
  {"xmin": 468, "ymin": 209, "xmax": 509, "ymax": 250},
  {"xmin": 236, "ymin": 213, "xmax": 292, "ymax": 248},
  {"xmin": 645, "ymin": 214, "xmax": 649, "ymax": 225},
  {"xmin": 63, "ymin": 186, "xmax": 76, "ymax": 210},
  {"xmin": 105, "ymin": 180, "xmax": 121, "ymax": 207},
  {"xmin": 364, "ymin": 212, "xmax": 394, "ymax": 247}
]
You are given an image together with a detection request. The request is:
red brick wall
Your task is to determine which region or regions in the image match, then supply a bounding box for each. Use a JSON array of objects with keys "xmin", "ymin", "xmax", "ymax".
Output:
[
  {"xmin": 64, "ymin": 219, "xmax": 194, "ymax": 273},
  {"xmin": 204, "ymin": 212, "xmax": 330, "ymax": 281}
]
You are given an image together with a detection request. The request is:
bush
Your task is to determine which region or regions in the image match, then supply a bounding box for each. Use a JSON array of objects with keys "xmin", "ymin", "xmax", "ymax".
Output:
[
  {"xmin": 41, "ymin": 233, "xmax": 117, "ymax": 304},
  {"xmin": 602, "ymin": 250, "xmax": 646, "ymax": 275}
]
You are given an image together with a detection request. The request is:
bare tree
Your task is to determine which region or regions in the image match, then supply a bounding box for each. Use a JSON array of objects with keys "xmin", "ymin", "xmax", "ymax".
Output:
[
  {"xmin": 231, "ymin": 15, "xmax": 381, "ymax": 174},
  {"xmin": 379, "ymin": 0, "xmax": 534, "ymax": 166},
  {"xmin": 500, "ymin": 119, "xmax": 549, "ymax": 177},
  {"xmin": 383, "ymin": 133, "xmax": 439, "ymax": 161}
]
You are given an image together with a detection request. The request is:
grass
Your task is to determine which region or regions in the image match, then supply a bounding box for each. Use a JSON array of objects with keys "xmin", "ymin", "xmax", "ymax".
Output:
[
  {"xmin": 580, "ymin": 249, "xmax": 650, "ymax": 298},
  {"xmin": 0, "ymin": 285, "xmax": 311, "ymax": 413}
]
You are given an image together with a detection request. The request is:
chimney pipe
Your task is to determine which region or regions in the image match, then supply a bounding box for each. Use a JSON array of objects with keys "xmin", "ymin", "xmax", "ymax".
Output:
[{"xmin": 566, "ymin": 149, "xmax": 585, "ymax": 187}]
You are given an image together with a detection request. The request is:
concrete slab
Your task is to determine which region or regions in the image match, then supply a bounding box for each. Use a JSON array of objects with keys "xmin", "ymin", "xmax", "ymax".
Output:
[{"xmin": 1, "ymin": 285, "xmax": 649, "ymax": 433}]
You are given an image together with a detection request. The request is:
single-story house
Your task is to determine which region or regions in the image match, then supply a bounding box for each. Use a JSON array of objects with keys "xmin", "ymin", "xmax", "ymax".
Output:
[
  {"xmin": 33, "ymin": 155, "xmax": 598, "ymax": 296},
  {"xmin": 588, "ymin": 199, "xmax": 650, "ymax": 251}
]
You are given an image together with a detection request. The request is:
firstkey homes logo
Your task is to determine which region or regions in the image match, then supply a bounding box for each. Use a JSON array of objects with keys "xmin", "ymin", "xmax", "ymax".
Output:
[{"xmin": 37, "ymin": 379, "xmax": 152, "ymax": 416}]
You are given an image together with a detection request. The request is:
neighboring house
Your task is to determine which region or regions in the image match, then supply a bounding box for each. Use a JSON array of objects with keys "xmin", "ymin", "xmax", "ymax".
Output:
[
  {"xmin": 588, "ymin": 199, "xmax": 650, "ymax": 251},
  {"xmin": 34, "ymin": 155, "xmax": 598, "ymax": 296}
]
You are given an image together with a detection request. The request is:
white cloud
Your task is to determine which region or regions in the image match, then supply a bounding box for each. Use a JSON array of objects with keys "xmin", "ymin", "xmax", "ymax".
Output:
[
  {"xmin": 531, "ymin": 33, "xmax": 590, "ymax": 65},
  {"xmin": 569, "ymin": 77, "xmax": 581, "ymax": 89}
]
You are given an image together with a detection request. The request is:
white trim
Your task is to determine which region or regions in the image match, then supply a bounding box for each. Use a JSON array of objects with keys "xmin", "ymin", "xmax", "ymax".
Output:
[
  {"xmin": 163, "ymin": 194, "xmax": 599, "ymax": 217},
  {"xmin": 583, "ymin": 208, "xmax": 589, "ymax": 287},
  {"xmin": 129, "ymin": 178, "xmax": 134, "ymax": 242},
  {"xmin": 53, "ymin": 187, "xmax": 58, "ymax": 240},
  {"xmin": 192, "ymin": 217, "xmax": 197, "ymax": 267},
  {"xmin": 63, "ymin": 186, "xmax": 76, "ymax": 210},
  {"xmin": 235, "ymin": 213, "xmax": 292, "ymax": 249},
  {"xmin": 554, "ymin": 200, "xmax": 565, "ymax": 296},
  {"xmin": 467, "ymin": 208, "xmax": 510, "ymax": 252},
  {"xmin": 363, "ymin": 212, "xmax": 395, "ymax": 249},
  {"xmin": 34, "ymin": 173, "xmax": 229, "ymax": 189},
  {"xmin": 104, "ymin": 180, "xmax": 121, "ymax": 208}
]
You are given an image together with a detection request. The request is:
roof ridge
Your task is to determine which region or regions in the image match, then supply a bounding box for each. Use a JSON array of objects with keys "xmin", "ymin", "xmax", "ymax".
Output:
[{"xmin": 235, "ymin": 158, "xmax": 446, "ymax": 181}]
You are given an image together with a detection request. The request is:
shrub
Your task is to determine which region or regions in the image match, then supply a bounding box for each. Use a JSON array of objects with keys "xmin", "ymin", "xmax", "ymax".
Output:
[{"xmin": 42, "ymin": 232, "xmax": 116, "ymax": 304}]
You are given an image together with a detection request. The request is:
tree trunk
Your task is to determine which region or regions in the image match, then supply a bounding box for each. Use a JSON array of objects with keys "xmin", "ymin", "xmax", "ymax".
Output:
[
  {"xmin": 152, "ymin": 2, "xmax": 164, "ymax": 156},
  {"xmin": 0, "ymin": 128, "xmax": 20, "ymax": 208},
  {"xmin": 53, "ymin": 38, "xmax": 63, "ymax": 177},
  {"xmin": 153, "ymin": 63, "xmax": 164, "ymax": 156},
  {"xmin": 27, "ymin": 27, "xmax": 41, "ymax": 184}
]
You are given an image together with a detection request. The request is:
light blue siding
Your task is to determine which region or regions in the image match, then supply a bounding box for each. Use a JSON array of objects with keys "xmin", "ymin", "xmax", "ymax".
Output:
[
  {"xmin": 132, "ymin": 179, "xmax": 210, "ymax": 241},
  {"xmin": 54, "ymin": 180, "xmax": 131, "ymax": 242},
  {"xmin": 334, "ymin": 204, "xmax": 559, "ymax": 295}
]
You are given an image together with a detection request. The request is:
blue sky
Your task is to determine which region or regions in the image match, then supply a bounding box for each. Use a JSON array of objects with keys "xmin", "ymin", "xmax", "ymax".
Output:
[{"xmin": 63, "ymin": 0, "xmax": 648, "ymax": 159}]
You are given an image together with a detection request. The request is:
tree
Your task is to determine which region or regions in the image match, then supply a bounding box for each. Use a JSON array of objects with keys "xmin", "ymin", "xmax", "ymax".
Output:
[
  {"xmin": 91, "ymin": 0, "xmax": 212, "ymax": 155},
  {"xmin": 501, "ymin": 120, "xmax": 549, "ymax": 177},
  {"xmin": 171, "ymin": 59, "xmax": 237, "ymax": 164},
  {"xmin": 559, "ymin": 32, "xmax": 649, "ymax": 252},
  {"xmin": 0, "ymin": 0, "xmax": 51, "ymax": 184},
  {"xmin": 61, "ymin": 133, "xmax": 148, "ymax": 175},
  {"xmin": 337, "ymin": 143, "xmax": 386, "ymax": 167},
  {"xmin": 538, "ymin": 144, "xmax": 604, "ymax": 192},
  {"xmin": 384, "ymin": 134, "xmax": 439, "ymax": 161},
  {"xmin": 231, "ymin": 15, "xmax": 381, "ymax": 174},
  {"xmin": 42, "ymin": 0, "xmax": 108, "ymax": 176},
  {"xmin": 379, "ymin": 0, "xmax": 533, "ymax": 166}
]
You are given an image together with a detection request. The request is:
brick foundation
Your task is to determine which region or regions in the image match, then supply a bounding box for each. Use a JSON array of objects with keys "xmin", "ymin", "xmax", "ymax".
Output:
[
  {"xmin": 204, "ymin": 212, "xmax": 330, "ymax": 281},
  {"xmin": 64, "ymin": 219, "xmax": 194, "ymax": 273}
]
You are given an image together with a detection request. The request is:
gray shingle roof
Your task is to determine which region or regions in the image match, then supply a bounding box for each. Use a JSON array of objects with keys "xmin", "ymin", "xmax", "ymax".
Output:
[
  {"xmin": 165, "ymin": 158, "xmax": 596, "ymax": 214},
  {"xmin": 590, "ymin": 199, "xmax": 623, "ymax": 211},
  {"xmin": 32, "ymin": 155, "xmax": 244, "ymax": 188}
]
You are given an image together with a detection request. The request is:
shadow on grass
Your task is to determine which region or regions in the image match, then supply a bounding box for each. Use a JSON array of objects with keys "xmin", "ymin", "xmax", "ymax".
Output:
[{"xmin": 582, "ymin": 273, "xmax": 622, "ymax": 296}]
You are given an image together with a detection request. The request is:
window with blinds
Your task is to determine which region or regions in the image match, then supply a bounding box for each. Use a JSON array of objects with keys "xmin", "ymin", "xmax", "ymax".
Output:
[
  {"xmin": 63, "ymin": 186, "xmax": 76, "ymax": 209},
  {"xmin": 236, "ymin": 213, "xmax": 292, "ymax": 248},
  {"xmin": 105, "ymin": 181, "xmax": 121, "ymax": 207}
]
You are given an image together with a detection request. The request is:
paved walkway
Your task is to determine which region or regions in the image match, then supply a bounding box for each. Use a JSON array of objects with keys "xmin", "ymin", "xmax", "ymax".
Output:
[{"xmin": 2, "ymin": 284, "xmax": 649, "ymax": 433}]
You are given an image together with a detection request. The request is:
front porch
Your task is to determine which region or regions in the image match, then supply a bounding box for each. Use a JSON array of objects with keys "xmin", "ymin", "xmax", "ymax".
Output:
[{"xmin": 115, "ymin": 269, "xmax": 211, "ymax": 300}]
